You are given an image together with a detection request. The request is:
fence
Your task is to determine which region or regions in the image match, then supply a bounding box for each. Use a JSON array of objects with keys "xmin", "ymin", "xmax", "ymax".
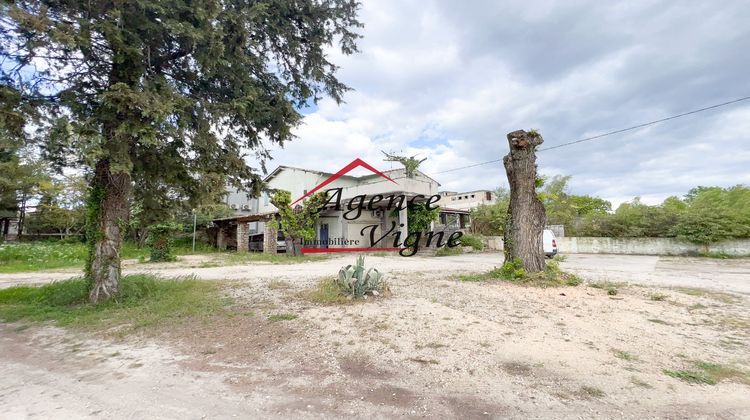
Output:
[{"xmin": 481, "ymin": 236, "xmax": 750, "ymax": 256}]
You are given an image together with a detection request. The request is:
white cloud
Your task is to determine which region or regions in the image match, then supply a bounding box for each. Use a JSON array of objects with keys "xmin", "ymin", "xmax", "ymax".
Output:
[{"xmin": 258, "ymin": 0, "xmax": 750, "ymax": 207}]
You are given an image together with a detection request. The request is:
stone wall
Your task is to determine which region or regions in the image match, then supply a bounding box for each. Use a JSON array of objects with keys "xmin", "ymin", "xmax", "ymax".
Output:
[
  {"xmin": 480, "ymin": 236, "xmax": 750, "ymax": 256},
  {"xmin": 557, "ymin": 237, "xmax": 750, "ymax": 256}
]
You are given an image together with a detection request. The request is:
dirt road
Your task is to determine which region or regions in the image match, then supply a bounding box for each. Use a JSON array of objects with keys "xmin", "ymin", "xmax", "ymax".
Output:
[
  {"xmin": 2, "ymin": 253, "xmax": 749, "ymax": 294},
  {"xmin": 2, "ymin": 257, "xmax": 749, "ymax": 419}
]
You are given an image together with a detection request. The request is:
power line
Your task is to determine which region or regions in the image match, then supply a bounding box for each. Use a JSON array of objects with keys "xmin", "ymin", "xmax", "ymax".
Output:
[{"xmin": 432, "ymin": 95, "xmax": 750, "ymax": 175}]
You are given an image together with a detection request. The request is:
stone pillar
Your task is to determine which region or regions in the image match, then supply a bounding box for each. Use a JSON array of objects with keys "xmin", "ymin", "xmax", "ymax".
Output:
[
  {"xmin": 263, "ymin": 221, "xmax": 277, "ymax": 254},
  {"xmin": 236, "ymin": 222, "xmax": 249, "ymax": 253},
  {"xmin": 399, "ymin": 207, "xmax": 408, "ymax": 243},
  {"xmin": 217, "ymin": 226, "xmax": 227, "ymax": 250}
]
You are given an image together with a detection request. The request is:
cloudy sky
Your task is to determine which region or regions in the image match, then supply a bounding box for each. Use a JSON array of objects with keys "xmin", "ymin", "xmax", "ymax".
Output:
[{"xmin": 260, "ymin": 0, "xmax": 750, "ymax": 206}]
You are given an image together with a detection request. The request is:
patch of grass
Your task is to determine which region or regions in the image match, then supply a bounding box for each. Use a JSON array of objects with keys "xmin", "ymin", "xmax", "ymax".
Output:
[
  {"xmin": 267, "ymin": 280, "xmax": 291, "ymax": 290},
  {"xmin": 589, "ymin": 281, "xmax": 625, "ymax": 296},
  {"xmin": 578, "ymin": 386, "xmax": 605, "ymax": 398},
  {"xmin": 0, "ymin": 242, "xmax": 149, "ymax": 273},
  {"xmin": 649, "ymin": 293, "xmax": 669, "ymax": 301},
  {"xmin": 0, "ymin": 275, "xmax": 226, "ymax": 331},
  {"xmin": 301, "ymin": 279, "xmax": 351, "ymax": 305},
  {"xmin": 223, "ymin": 252, "xmax": 326, "ymax": 265},
  {"xmin": 459, "ymin": 259, "xmax": 581, "ymax": 287},
  {"xmin": 434, "ymin": 246, "xmax": 463, "ymax": 257},
  {"xmin": 613, "ymin": 349, "xmax": 638, "ymax": 362},
  {"xmin": 647, "ymin": 318, "xmax": 671, "ymax": 325},
  {"xmin": 664, "ymin": 361, "xmax": 750, "ymax": 385},
  {"xmin": 268, "ymin": 313, "xmax": 297, "ymax": 322},
  {"xmin": 674, "ymin": 287, "xmax": 740, "ymax": 304}
]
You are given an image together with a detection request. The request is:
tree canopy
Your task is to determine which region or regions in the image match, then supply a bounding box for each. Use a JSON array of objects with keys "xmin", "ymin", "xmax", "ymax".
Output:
[{"xmin": 1, "ymin": 0, "xmax": 362, "ymax": 301}]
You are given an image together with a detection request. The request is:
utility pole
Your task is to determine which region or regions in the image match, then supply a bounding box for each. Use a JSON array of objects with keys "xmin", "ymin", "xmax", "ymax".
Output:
[{"xmin": 192, "ymin": 209, "xmax": 197, "ymax": 253}]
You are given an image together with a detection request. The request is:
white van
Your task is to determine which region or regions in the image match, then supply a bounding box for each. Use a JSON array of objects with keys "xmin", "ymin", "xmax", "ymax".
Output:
[{"xmin": 543, "ymin": 229, "xmax": 558, "ymax": 258}]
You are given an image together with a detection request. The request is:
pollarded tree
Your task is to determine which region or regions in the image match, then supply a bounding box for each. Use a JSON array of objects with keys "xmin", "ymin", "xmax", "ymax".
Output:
[
  {"xmin": 0, "ymin": 1, "xmax": 362, "ymax": 302},
  {"xmin": 502, "ymin": 129, "xmax": 546, "ymax": 273}
]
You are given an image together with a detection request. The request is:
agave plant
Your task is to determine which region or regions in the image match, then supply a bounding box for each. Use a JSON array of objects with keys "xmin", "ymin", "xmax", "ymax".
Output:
[{"xmin": 336, "ymin": 255, "xmax": 384, "ymax": 298}]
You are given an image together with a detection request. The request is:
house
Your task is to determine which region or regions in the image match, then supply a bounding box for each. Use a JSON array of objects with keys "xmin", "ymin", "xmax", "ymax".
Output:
[
  {"xmin": 212, "ymin": 163, "xmax": 470, "ymax": 253},
  {"xmin": 438, "ymin": 190, "xmax": 496, "ymax": 211}
]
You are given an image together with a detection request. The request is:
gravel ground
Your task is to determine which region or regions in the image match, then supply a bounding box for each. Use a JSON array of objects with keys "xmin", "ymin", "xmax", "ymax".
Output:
[{"xmin": 1, "ymin": 252, "xmax": 749, "ymax": 418}]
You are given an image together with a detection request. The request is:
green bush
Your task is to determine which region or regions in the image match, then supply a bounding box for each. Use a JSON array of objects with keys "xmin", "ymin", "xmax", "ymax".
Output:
[
  {"xmin": 146, "ymin": 223, "xmax": 182, "ymax": 262},
  {"xmin": 460, "ymin": 258, "xmax": 581, "ymax": 287},
  {"xmin": 434, "ymin": 246, "xmax": 463, "ymax": 257},
  {"xmin": 459, "ymin": 233, "xmax": 484, "ymax": 251}
]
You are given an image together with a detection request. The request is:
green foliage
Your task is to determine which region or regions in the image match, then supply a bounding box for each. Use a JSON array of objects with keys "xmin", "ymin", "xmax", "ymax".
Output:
[
  {"xmin": 407, "ymin": 202, "xmax": 440, "ymax": 234},
  {"xmin": 381, "ymin": 151, "xmax": 427, "ymax": 178},
  {"xmin": 0, "ymin": 275, "xmax": 224, "ymax": 330},
  {"xmin": 662, "ymin": 361, "xmax": 750, "ymax": 386},
  {"xmin": 0, "ymin": 241, "xmax": 147, "ymax": 273},
  {"xmin": 24, "ymin": 175, "xmax": 87, "ymax": 236},
  {"xmin": 460, "ymin": 258, "xmax": 581, "ymax": 287},
  {"xmin": 498, "ymin": 257, "xmax": 527, "ymax": 279},
  {"xmin": 434, "ymin": 246, "xmax": 464, "ymax": 257},
  {"xmin": 470, "ymin": 187, "xmax": 509, "ymax": 235},
  {"xmin": 270, "ymin": 189, "xmax": 329, "ymax": 255},
  {"xmin": 335, "ymin": 255, "xmax": 385, "ymax": 298},
  {"xmin": 146, "ymin": 223, "xmax": 182, "ymax": 262},
  {"xmin": 268, "ymin": 313, "xmax": 298, "ymax": 322},
  {"xmin": 302, "ymin": 278, "xmax": 351, "ymax": 305},
  {"xmin": 458, "ymin": 233, "xmax": 484, "ymax": 251},
  {"xmin": 2, "ymin": 0, "xmax": 362, "ymax": 292}
]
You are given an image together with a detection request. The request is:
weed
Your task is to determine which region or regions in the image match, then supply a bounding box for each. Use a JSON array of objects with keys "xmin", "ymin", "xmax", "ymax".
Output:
[
  {"xmin": 459, "ymin": 258, "xmax": 581, "ymax": 287},
  {"xmin": 268, "ymin": 313, "xmax": 297, "ymax": 322},
  {"xmin": 267, "ymin": 280, "xmax": 291, "ymax": 290},
  {"xmin": 647, "ymin": 318, "xmax": 671, "ymax": 325},
  {"xmin": 434, "ymin": 246, "xmax": 463, "ymax": 257},
  {"xmin": 301, "ymin": 279, "xmax": 351, "ymax": 305},
  {"xmin": 649, "ymin": 293, "xmax": 668, "ymax": 301},
  {"xmin": 674, "ymin": 287, "xmax": 740, "ymax": 304},
  {"xmin": 552, "ymin": 254, "xmax": 568, "ymax": 262},
  {"xmin": 664, "ymin": 360, "xmax": 750, "ymax": 385},
  {"xmin": 578, "ymin": 386, "xmax": 605, "ymax": 398},
  {"xmin": 613, "ymin": 349, "xmax": 638, "ymax": 361},
  {"xmin": 607, "ymin": 288, "xmax": 618, "ymax": 296}
]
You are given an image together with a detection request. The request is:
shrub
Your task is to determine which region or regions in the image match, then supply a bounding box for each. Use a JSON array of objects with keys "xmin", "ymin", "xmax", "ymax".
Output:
[
  {"xmin": 335, "ymin": 255, "xmax": 384, "ymax": 298},
  {"xmin": 146, "ymin": 223, "xmax": 182, "ymax": 262},
  {"xmin": 459, "ymin": 233, "xmax": 484, "ymax": 251},
  {"xmin": 434, "ymin": 246, "xmax": 463, "ymax": 257},
  {"xmin": 460, "ymin": 258, "xmax": 581, "ymax": 287}
]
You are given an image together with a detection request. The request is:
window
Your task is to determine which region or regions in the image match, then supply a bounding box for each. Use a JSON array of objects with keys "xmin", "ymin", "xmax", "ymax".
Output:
[
  {"xmin": 263, "ymin": 193, "xmax": 269, "ymax": 206},
  {"xmin": 471, "ymin": 194, "xmax": 475, "ymax": 198},
  {"xmin": 458, "ymin": 196, "xmax": 462, "ymax": 200},
  {"xmin": 486, "ymin": 191, "xmax": 492, "ymax": 200}
]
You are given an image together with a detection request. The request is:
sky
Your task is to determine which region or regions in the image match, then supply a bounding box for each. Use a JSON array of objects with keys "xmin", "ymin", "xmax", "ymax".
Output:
[{"xmin": 259, "ymin": 0, "xmax": 750, "ymax": 207}]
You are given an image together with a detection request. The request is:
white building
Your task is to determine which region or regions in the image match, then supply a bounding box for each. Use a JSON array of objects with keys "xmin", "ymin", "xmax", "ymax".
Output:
[
  {"xmin": 213, "ymin": 164, "xmax": 469, "ymax": 252},
  {"xmin": 438, "ymin": 190, "xmax": 496, "ymax": 211}
]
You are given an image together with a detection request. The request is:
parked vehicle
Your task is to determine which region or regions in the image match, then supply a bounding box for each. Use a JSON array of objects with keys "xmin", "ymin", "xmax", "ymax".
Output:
[
  {"xmin": 543, "ymin": 229, "xmax": 558, "ymax": 258},
  {"xmin": 247, "ymin": 230, "xmax": 287, "ymax": 253}
]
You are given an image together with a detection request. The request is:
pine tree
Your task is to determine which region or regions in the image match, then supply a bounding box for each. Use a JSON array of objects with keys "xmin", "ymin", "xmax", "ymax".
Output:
[{"xmin": 1, "ymin": 0, "xmax": 362, "ymax": 301}]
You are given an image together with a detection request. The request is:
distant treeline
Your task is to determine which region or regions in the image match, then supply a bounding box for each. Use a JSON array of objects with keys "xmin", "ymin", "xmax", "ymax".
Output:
[{"xmin": 471, "ymin": 176, "xmax": 750, "ymax": 245}]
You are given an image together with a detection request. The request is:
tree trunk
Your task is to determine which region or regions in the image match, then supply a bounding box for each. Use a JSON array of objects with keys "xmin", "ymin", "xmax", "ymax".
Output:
[
  {"xmin": 503, "ymin": 130, "xmax": 546, "ymax": 273},
  {"xmin": 87, "ymin": 159, "xmax": 131, "ymax": 303},
  {"xmin": 286, "ymin": 236, "xmax": 302, "ymax": 256}
]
